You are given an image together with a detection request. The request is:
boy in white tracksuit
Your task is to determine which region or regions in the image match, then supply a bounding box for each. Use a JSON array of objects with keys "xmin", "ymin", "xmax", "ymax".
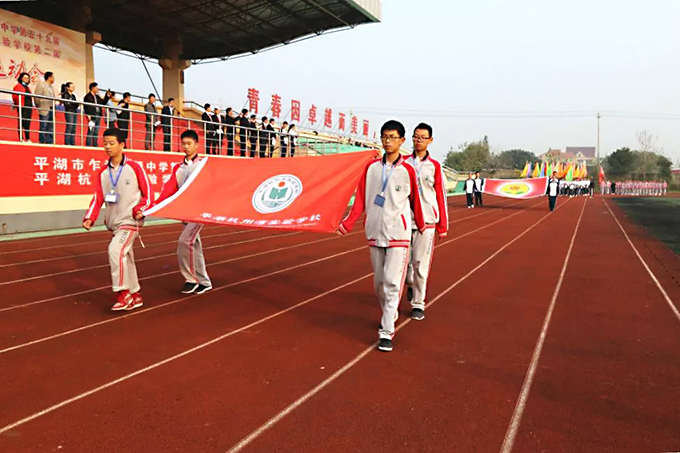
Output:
[
  {"xmin": 338, "ymin": 120, "xmax": 426, "ymax": 352},
  {"xmin": 150, "ymin": 130, "xmax": 212, "ymax": 294},
  {"xmin": 404, "ymin": 123, "xmax": 449, "ymax": 321},
  {"xmin": 83, "ymin": 128, "xmax": 151, "ymax": 312},
  {"xmin": 464, "ymin": 173, "xmax": 475, "ymax": 208}
]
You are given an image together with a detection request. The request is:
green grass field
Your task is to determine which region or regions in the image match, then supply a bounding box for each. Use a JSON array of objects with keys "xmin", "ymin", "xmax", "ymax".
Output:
[{"xmin": 614, "ymin": 197, "xmax": 680, "ymax": 256}]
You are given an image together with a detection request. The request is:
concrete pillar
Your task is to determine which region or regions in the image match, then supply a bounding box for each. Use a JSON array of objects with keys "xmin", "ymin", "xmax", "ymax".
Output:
[
  {"xmin": 159, "ymin": 36, "xmax": 190, "ymax": 114},
  {"xmin": 159, "ymin": 58, "xmax": 191, "ymax": 113},
  {"xmin": 85, "ymin": 31, "xmax": 101, "ymax": 88}
]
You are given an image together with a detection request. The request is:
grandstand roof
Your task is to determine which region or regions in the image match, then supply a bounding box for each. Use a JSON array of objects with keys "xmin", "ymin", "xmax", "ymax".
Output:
[{"xmin": 2, "ymin": 0, "xmax": 381, "ymax": 62}]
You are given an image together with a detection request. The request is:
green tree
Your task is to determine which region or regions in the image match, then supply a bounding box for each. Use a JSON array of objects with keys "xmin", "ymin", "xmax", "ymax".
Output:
[
  {"xmin": 497, "ymin": 149, "xmax": 537, "ymax": 169},
  {"xmin": 604, "ymin": 147, "xmax": 638, "ymax": 178},
  {"xmin": 445, "ymin": 136, "xmax": 491, "ymax": 171}
]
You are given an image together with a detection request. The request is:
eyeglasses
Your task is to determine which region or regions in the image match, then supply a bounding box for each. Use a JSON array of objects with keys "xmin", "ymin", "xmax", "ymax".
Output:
[
  {"xmin": 381, "ymin": 135, "xmax": 401, "ymax": 142},
  {"xmin": 412, "ymin": 135, "xmax": 431, "ymax": 142}
]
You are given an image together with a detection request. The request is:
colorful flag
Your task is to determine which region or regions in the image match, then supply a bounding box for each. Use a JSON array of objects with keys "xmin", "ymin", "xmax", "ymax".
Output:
[
  {"xmin": 526, "ymin": 162, "xmax": 533, "ymax": 178},
  {"xmin": 144, "ymin": 151, "xmax": 377, "ymax": 233},
  {"xmin": 520, "ymin": 162, "xmax": 529, "ymax": 178},
  {"xmin": 532, "ymin": 162, "xmax": 540, "ymax": 178},
  {"xmin": 565, "ymin": 165, "xmax": 574, "ymax": 181},
  {"xmin": 599, "ymin": 166, "xmax": 606, "ymax": 183},
  {"xmin": 483, "ymin": 177, "xmax": 549, "ymax": 199}
]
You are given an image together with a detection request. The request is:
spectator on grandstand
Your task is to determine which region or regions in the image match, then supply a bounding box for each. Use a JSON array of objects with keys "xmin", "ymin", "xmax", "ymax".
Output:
[
  {"xmin": 280, "ymin": 121, "xmax": 289, "ymax": 157},
  {"xmin": 202, "ymin": 103, "xmax": 217, "ymax": 155},
  {"xmin": 288, "ymin": 123, "xmax": 298, "ymax": 157},
  {"xmin": 12, "ymin": 72, "xmax": 33, "ymax": 142},
  {"xmin": 83, "ymin": 82, "xmax": 105, "ymax": 147},
  {"xmin": 144, "ymin": 94, "xmax": 157, "ymax": 150},
  {"xmin": 34, "ymin": 71, "xmax": 56, "ymax": 144},
  {"xmin": 161, "ymin": 98, "xmax": 176, "ymax": 152},
  {"xmin": 60, "ymin": 82, "xmax": 78, "ymax": 146},
  {"xmin": 223, "ymin": 107, "xmax": 236, "ymax": 156},
  {"xmin": 236, "ymin": 109, "xmax": 249, "ymax": 156},
  {"xmin": 213, "ymin": 107, "xmax": 223, "ymax": 154},
  {"xmin": 104, "ymin": 90, "xmax": 118, "ymax": 130},
  {"xmin": 258, "ymin": 116, "xmax": 269, "ymax": 158},
  {"xmin": 248, "ymin": 114, "xmax": 258, "ymax": 157},
  {"xmin": 117, "ymin": 92, "xmax": 131, "ymax": 144},
  {"xmin": 267, "ymin": 119, "xmax": 277, "ymax": 157}
]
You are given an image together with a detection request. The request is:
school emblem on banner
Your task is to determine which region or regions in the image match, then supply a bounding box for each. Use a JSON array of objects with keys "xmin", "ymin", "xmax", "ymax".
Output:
[
  {"xmin": 499, "ymin": 182, "xmax": 530, "ymax": 196},
  {"xmin": 252, "ymin": 174, "xmax": 303, "ymax": 213}
]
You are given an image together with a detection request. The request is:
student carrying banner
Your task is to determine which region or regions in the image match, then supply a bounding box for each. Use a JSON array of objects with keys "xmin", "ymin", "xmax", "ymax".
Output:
[
  {"xmin": 404, "ymin": 123, "xmax": 448, "ymax": 321},
  {"xmin": 337, "ymin": 120, "xmax": 426, "ymax": 352}
]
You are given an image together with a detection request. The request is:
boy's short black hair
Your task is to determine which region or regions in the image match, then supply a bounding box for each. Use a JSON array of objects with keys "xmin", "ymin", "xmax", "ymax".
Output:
[
  {"xmin": 380, "ymin": 120, "xmax": 405, "ymax": 138},
  {"xmin": 149, "ymin": 93, "xmax": 156, "ymax": 99},
  {"xmin": 180, "ymin": 130, "xmax": 199, "ymax": 142},
  {"xmin": 226, "ymin": 107, "xmax": 232, "ymax": 114},
  {"xmin": 204, "ymin": 103, "xmax": 211, "ymax": 110},
  {"xmin": 103, "ymin": 128, "xmax": 125, "ymax": 143},
  {"xmin": 89, "ymin": 82, "xmax": 98, "ymax": 90},
  {"xmin": 414, "ymin": 122, "xmax": 433, "ymax": 138},
  {"xmin": 242, "ymin": 108, "xmax": 248, "ymax": 115},
  {"xmin": 168, "ymin": 97, "xmax": 175, "ymax": 103},
  {"xmin": 262, "ymin": 116, "xmax": 268, "ymax": 121},
  {"xmin": 44, "ymin": 71, "xmax": 54, "ymax": 80},
  {"xmin": 123, "ymin": 92, "xmax": 131, "ymax": 99}
]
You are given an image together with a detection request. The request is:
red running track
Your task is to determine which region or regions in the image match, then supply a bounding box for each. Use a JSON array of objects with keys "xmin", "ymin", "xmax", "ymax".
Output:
[{"xmin": 0, "ymin": 195, "xmax": 678, "ymax": 452}]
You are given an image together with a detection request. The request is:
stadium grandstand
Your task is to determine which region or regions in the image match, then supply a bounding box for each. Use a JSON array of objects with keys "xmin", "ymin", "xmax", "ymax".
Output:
[{"xmin": 0, "ymin": 1, "xmax": 385, "ymax": 234}]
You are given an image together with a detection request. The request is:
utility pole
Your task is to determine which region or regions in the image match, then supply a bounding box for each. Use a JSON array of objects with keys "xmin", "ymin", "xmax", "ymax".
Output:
[{"xmin": 596, "ymin": 112, "xmax": 601, "ymax": 168}]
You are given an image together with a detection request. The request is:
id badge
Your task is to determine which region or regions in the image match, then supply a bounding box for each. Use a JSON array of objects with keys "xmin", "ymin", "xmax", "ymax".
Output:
[
  {"xmin": 374, "ymin": 194, "xmax": 385, "ymax": 207},
  {"xmin": 104, "ymin": 192, "xmax": 119, "ymax": 204}
]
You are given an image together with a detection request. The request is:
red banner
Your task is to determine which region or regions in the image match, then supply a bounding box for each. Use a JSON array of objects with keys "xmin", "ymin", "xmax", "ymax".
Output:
[
  {"xmin": 144, "ymin": 151, "xmax": 376, "ymax": 233},
  {"xmin": 3, "ymin": 144, "xmax": 189, "ymax": 197},
  {"xmin": 483, "ymin": 177, "xmax": 548, "ymax": 199}
]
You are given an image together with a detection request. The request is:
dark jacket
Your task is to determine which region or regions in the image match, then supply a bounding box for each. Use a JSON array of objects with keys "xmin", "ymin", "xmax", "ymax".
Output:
[
  {"xmin": 161, "ymin": 105, "xmax": 174, "ymax": 125},
  {"xmin": 83, "ymin": 92, "xmax": 103, "ymax": 117},
  {"xmin": 61, "ymin": 92, "xmax": 78, "ymax": 113}
]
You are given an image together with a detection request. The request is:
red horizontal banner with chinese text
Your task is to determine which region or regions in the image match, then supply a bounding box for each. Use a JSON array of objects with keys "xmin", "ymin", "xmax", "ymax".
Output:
[
  {"xmin": 483, "ymin": 177, "xmax": 548, "ymax": 199},
  {"xmin": 2, "ymin": 144, "xmax": 186, "ymax": 197},
  {"xmin": 144, "ymin": 151, "xmax": 376, "ymax": 233}
]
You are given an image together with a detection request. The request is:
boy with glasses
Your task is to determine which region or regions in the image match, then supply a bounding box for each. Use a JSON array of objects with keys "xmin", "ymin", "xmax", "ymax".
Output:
[
  {"xmin": 337, "ymin": 120, "xmax": 426, "ymax": 352},
  {"xmin": 404, "ymin": 123, "xmax": 448, "ymax": 321}
]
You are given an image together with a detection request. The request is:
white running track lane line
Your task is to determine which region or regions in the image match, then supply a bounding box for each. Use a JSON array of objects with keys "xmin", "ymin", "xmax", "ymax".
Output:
[
  {"xmin": 0, "ymin": 197, "xmax": 545, "ymax": 433},
  {"xmin": 0, "ymin": 200, "xmax": 515, "ymax": 312},
  {"xmin": 499, "ymin": 197, "xmax": 587, "ymax": 453},
  {"xmin": 225, "ymin": 198, "xmax": 573, "ymax": 453},
  {"xmin": 0, "ymin": 224, "xmax": 233, "ymax": 256},
  {"xmin": 0, "ymin": 228, "xmax": 273, "ymax": 268},
  {"xmin": 602, "ymin": 199, "xmax": 680, "ymax": 323},
  {"xmin": 0, "ymin": 232, "xmax": 301, "ymax": 285},
  {"xmin": 0, "ymin": 199, "xmax": 533, "ymax": 352}
]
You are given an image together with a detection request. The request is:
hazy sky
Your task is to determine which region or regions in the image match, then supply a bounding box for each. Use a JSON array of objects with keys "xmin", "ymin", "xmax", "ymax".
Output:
[{"xmin": 93, "ymin": 0, "xmax": 680, "ymax": 164}]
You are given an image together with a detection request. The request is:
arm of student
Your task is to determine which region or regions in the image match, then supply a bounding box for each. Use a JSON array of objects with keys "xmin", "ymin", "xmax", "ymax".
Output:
[
  {"xmin": 83, "ymin": 169, "xmax": 105, "ymax": 227},
  {"xmin": 433, "ymin": 161, "xmax": 448, "ymax": 238},
  {"xmin": 129, "ymin": 160, "xmax": 152, "ymax": 218},
  {"xmin": 407, "ymin": 164, "xmax": 426, "ymax": 234},
  {"xmin": 150, "ymin": 163, "xmax": 180, "ymax": 209},
  {"xmin": 338, "ymin": 161, "xmax": 371, "ymax": 235}
]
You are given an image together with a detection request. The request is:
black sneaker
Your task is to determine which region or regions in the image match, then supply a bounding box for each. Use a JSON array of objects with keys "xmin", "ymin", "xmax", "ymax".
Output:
[
  {"xmin": 411, "ymin": 308, "xmax": 425, "ymax": 321},
  {"xmin": 194, "ymin": 284, "xmax": 212, "ymax": 294},
  {"xmin": 406, "ymin": 286, "xmax": 414, "ymax": 302},
  {"xmin": 181, "ymin": 282, "xmax": 199, "ymax": 294},
  {"xmin": 377, "ymin": 338, "xmax": 393, "ymax": 352}
]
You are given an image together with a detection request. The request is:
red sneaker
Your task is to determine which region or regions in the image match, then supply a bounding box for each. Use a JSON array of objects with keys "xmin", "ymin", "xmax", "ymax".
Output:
[
  {"xmin": 126, "ymin": 292, "xmax": 143, "ymax": 311},
  {"xmin": 111, "ymin": 290, "xmax": 133, "ymax": 311}
]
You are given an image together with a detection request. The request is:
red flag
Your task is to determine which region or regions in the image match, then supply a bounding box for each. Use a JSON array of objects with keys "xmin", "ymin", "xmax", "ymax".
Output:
[
  {"xmin": 145, "ymin": 152, "xmax": 377, "ymax": 233},
  {"xmin": 598, "ymin": 166, "xmax": 605, "ymax": 183},
  {"xmin": 483, "ymin": 177, "xmax": 548, "ymax": 199}
]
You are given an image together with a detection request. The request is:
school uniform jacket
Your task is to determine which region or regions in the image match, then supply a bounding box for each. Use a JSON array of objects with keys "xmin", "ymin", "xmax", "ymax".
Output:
[
  {"xmin": 464, "ymin": 179, "xmax": 475, "ymax": 194},
  {"xmin": 153, "ymin": 154, "xmax": 205, "ymax": 204},
  {"xmin": 474, "ymin": 177, "xmax": 485, "ymax": 193},
  {"xmin": 339, "ymin": 154, "xmax": 426, "ymax": 247},
  {"xmin": 84, "ymin": 155, "xmax": 151, "ymax": 231},
  {"xmin": 546, "ymin": 179, "xmax": 559, "ymax": 197},
  {"xmin": 405, "ymin": 152, "xmax": 448, "ymax": 237}
]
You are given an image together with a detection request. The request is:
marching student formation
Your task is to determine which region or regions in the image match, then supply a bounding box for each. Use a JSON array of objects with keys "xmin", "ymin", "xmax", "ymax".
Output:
[
  {"xmin": 82, "ymin": 120, "xmax": 448, "ymax": 353},
  {"xmin": 602, "ymin": 180, "xmax": 668, "ymax": 196}
]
